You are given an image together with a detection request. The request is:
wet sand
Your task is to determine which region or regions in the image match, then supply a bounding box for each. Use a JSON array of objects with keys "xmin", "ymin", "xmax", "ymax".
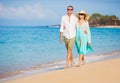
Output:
[{"xmin": 3, "ymin": 58, "xmax": 120, "ymax": 83}]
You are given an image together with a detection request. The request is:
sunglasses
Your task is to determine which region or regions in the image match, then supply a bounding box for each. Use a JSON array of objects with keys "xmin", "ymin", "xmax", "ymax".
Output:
[
  {"xmin": 67, "ymin": 9, "xmax": 73, "ymax": 11},
  {"xmin": 79, "ymin": 13, "xmax": 85, "ymax": 15}
]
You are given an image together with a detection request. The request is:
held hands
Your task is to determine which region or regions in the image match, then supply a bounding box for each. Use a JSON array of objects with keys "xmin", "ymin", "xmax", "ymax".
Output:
[
  {"xmin": 84, "ymin": 30, "xmax": 88, "ymax": 34},
  {"xmin": 60, "ymin": 39, "xmax": 62, "ymax": 44},
  {"xmin": 60, "ymin": 38, "xmax": 62, "ymax": 44},
  {"xmin": 60, "ymin": 32, "xmax": 63, "ymax": 44},
  {"xmin": 87, "ymin": 42, "xmax": 91, "ymax": 46}
]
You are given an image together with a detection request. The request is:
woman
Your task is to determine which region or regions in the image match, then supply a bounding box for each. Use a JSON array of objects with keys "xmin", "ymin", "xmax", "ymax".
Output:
[{"xmin": 75, "ymin": 10, "xmax": 93, "ymax": 67}]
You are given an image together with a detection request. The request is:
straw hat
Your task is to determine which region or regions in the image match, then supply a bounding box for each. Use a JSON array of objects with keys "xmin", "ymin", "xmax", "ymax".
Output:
[{"xmin": 76, "ymin": 10, "xmax": 89, "ymax": 21}]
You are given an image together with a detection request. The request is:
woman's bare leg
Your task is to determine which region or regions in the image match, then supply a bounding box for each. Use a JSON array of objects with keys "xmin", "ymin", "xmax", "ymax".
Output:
[
  {"xmin": 81, "ymin": 55, "xmax": 85, "ymax": 65},
  {"xmin": 77, "ymin": 54, "xmax": 81, "ymax": 67},
  {"xmin": 77, "ymin": 54, "xmax": 85, "ymax": 67}
]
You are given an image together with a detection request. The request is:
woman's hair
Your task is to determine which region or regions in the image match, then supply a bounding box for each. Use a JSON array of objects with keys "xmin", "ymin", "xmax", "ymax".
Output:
[
  {"xmin": 84, "ymin": 15, "xmax": 86, "ymax": 20},
  {"xmin": 78, "ymin": 14, "xmax": 86, "ymax": 20}
]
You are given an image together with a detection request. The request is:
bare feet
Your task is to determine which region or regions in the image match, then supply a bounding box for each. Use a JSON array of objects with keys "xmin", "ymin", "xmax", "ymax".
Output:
[
  {"xmin": 65, "ymin": 67, "xmax": 68, "ymax": 69},
  {"xmin": 81, "ymin": 60, "xmax": 85, "ymax": 65},
  {"xmin": 77, "ymin": 59, "xmax": 81, "ymax": 67},
  {"xmin": 76, "ymin": 64, "xmax": 80, "ymax": 67},
  {"xmin": 71, "ymin": 62, "xmax": 75, "ymax": 67},
  {"xmin": 65, "ymin": 64, "xmax": 69, "ymax": 69}
]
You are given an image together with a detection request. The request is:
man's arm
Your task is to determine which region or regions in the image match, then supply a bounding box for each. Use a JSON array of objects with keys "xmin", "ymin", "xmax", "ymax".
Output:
[
  {"xmin": 60, "ymin": 16, "xmax": 64, "ymax": 44},
  {"xmin": 60, "ymin": 32, "xmax": 63, "ymax": 43}
]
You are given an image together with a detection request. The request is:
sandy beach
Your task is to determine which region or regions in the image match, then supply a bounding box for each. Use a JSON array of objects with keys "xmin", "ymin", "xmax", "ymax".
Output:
[
  {"xmin": 91, "ymin": 25, "xmax": 120, "ymax": 28},
  {"xmin": 3, "ymin": 58, "xmax": 120, "ymax": 83}
]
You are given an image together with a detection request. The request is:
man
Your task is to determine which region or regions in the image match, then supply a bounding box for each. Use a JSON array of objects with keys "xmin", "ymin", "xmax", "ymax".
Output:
[{"xmin": 60, "ymin": 5, "xmax": 77, "ymax": 68}]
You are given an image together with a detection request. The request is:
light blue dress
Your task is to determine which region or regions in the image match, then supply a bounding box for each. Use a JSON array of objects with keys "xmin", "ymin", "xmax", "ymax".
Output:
[{"xmin": 75, "ymin": 21, "xmax": 93, "ymax": 55}]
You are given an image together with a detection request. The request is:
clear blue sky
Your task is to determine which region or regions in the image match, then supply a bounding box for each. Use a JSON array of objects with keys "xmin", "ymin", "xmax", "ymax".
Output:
[{"xmin": 0, "ymin": 0, "xmax": 119, "ymax": 26}]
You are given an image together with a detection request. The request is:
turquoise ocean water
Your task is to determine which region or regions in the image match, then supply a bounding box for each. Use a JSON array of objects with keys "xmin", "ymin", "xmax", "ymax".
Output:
[{"xmin": 0, "ymin": 26, "xmax": 120, "ymax": 81}]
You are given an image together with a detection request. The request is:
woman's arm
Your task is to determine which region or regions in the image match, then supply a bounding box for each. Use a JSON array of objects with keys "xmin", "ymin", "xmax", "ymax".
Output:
[{"xmin": 86, "ymin": 22, "xmax": 91, "ymax": 44}]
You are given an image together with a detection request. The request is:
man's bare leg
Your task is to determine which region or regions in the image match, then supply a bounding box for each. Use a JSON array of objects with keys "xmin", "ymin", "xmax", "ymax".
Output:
[
  {"xmin": 65, "ymin": 48, "xmax": 71, "ymax": 69},
  {"xmin": 70, "ymin": 50, "xmax": 74, "ymax": 67}
]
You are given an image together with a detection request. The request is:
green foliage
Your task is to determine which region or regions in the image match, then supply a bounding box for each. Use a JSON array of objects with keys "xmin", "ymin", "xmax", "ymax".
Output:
[{"xmin": 89, "ymin": 13, "xmax": 119, "ymax": 26}]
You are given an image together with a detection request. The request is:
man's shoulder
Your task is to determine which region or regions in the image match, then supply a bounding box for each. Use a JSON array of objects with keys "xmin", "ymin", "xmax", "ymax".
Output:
[
  {"xmin": 71, "ymin": 14, "xmax": 76, "ymax": 17},
  {"xmin": 61, "ymin": 14, "xmax": 77, "ymax": 20},
  {"xmin": 62, "ymin": 15, "xmax": 67, "ymax": 18},
  {"xmin": 71, "ymin": 14, "xmax": 77, "ymax": 20},
  {"xmin": 72, "ymin": 14, "xmax": 75, "ymax": 17}
]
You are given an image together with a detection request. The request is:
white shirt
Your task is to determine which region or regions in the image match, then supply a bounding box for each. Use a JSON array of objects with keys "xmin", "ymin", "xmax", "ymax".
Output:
[{"xmin": 60, "ymin": 14, "xmax": 77, "ymax": 39}]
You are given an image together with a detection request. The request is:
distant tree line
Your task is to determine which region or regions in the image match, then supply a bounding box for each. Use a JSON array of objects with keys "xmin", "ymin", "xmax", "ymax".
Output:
[{"xmin": 89, "ymin": 13, "xmax": 120, "ymax": 26}]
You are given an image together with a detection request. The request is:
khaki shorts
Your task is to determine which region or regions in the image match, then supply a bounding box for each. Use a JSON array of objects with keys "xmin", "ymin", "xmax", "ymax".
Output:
[{"xmin": 64, "ymin": 37, "xmax": 75, "ymax": 50}]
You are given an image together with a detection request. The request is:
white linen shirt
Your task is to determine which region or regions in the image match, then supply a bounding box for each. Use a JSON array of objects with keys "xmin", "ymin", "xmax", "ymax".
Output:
[{"xmin": 60, "ymin": 14, "xmax": 77, "ymax": 39}]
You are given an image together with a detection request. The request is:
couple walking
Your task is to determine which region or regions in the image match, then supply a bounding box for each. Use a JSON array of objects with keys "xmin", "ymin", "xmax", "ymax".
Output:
[{"xmin": 60, "ymin": 5, "xmax": 93, "ymax": 68}]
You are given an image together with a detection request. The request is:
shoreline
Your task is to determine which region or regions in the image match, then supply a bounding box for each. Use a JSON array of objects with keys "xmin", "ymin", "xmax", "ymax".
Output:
[
  {"xmin": 90, "ymin": 25, "xmax": 120, "ymax": 28},
  {"xmin": 1, "ymin": 50, "xmax": 120, "ymax": 83},
  {"xmin": 0, "ymin": 25, "xmax": 120, "ymax": 28},
  {"xmin": 3, "ymin": 57, "xmax": 120, "ymax": 83}
]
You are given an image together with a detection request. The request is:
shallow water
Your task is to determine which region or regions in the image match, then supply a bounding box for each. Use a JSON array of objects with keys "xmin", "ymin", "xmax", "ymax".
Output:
[{"xmin": 0, "ymin": 26, "xmax": 120, "ymax": 81}]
